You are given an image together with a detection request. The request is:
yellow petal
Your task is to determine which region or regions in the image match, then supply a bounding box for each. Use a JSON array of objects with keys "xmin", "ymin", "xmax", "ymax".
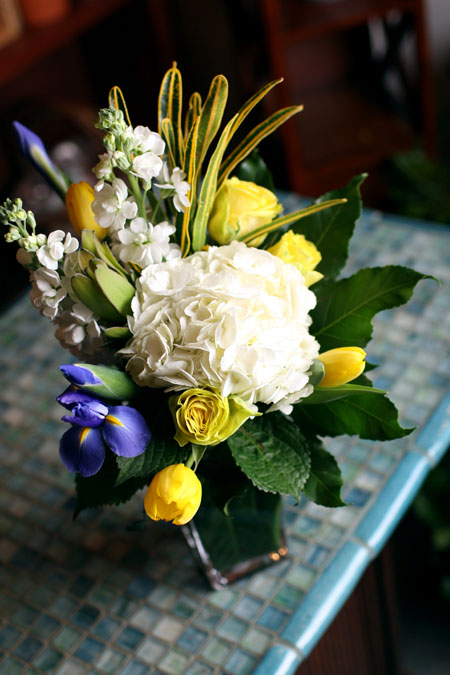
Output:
[{"xmin": 317, "ymin": 347, "xmax": 366, "ymax": 388}]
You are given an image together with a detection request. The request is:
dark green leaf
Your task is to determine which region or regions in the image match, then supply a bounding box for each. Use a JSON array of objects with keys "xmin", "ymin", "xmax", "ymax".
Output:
[
  {"xmin": 235, "ymin": 149, "xmax": 275, "ymax": 191},
  {"xmin": 115, "ymin": 437, "xmax": 188, "ymax": 486},
  {"xmin": 291, "ymin": 174, "xmax": 366, "ymax": 280},
  {"xmin": 292, "ymin": 393, "xmax": 413, "ymax": 441},
  {"xmin": 303, "ymin": 439, "xmax": 345, "ymax": 507},
  {"xmin": 227, "ymin": 413, "xmax": 311, "ymax": 500},
  {"xmin": 312, "ymin": 265, "xmax": 431, "ymax": 351}
]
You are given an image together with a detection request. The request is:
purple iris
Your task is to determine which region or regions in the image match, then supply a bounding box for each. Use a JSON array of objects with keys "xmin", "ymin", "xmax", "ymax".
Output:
[
  {"xmin": 13, "ymin": 121, "xmax": 69, "ymax": 200},
  {"xmin": 57, "ymin": 387, "xmax": 151, "ymax": 477}
]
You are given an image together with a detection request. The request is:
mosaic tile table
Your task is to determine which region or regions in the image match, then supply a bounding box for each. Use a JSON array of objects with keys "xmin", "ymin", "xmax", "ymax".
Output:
[{"xmin": 0, "ymin": 203, "xmax": 450, "ymax": 675}]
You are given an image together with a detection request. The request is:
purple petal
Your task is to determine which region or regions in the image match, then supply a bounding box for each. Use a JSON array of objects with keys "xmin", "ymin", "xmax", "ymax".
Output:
[
  {"xmin": 59, "ymin": 426, "xmax": 105, "ymax": 477},
  {"xmin": 60, "ymin": 364, "xmax": 102, "ymax": 387},
  {"xmin": 57, "ymin": 386, "xmax": 102, "ymax": 409},
  {"xmin": 61, "ymin": 399, "xmax": 108, "ymax": 428},
  {"xmin": 13, "ymin": 121, "xmax": 48, "ymax": 160},
  {"xmin": 103, "ymin": 406, "xmax": 151, "ymax": 458}
]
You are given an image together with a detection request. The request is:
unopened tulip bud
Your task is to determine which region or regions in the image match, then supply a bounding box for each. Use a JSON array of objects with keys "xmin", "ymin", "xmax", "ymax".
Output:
[
  {"xmin": 144, "ymin": 464, "xmax": 202, "ymax": 525},
  {"xmin": 318, "ymin": 347, "xmax": 366, "ymax": 388},
  {"xmin": 65, "ymin": 182, "xmax": 107, "ymax": 240}
]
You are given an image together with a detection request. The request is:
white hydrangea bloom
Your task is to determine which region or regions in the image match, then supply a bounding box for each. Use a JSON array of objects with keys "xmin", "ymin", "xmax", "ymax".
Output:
[
  {"xmin": 92, "ymin": 178, "xmax": 138, "ymax": 232},
  {"xmin": 36, "ymin": 230, "xmax": 78, "ymax": 270},
  {"xmin": 30, "ymin": 268, "xmax": 66, "ymax": 319},
  {"xmin": 156, "ymin": 166, "xmax": 190, "ymax": 212},
  {"xmin": 111, "ymin": 217, "xmax": 181, "ymax": 268},
  {"xmin": 123, "ymin": 241, "xmax": 319, "ymax": 414}
]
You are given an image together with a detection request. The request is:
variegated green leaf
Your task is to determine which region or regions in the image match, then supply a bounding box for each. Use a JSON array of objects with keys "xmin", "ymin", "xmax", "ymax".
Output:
[
  {"xmin": 218, "ymin": 106, "xmax": 302, "ymax": 187},
  {"xmin": 94, "ymin": 237, "xmax": 129, "ymax": 278},
  {"xmin": 184, "ymin": 91, "xmax": 202, "ymax": 142},
  {"xmin": 195, "ymin": 74, "xmax": 228, "ymax": 170},
  {"xmin": 226, "ymin": 78, "xmax": 283, "ymax": 145},
  {"xmin": 108, "ymin": 86, "xmax": 131, "ymax": 126},
  {"xmin": 180, "ymin": 115, "xmax": 200, "ymax": 255},
  {"xmin": 81, "ymin": 229, "xmax": 96, "ymax": 254},
  {"xmin": 239, "ymin": 198, "xmax": 347, "ymax": 246},
  {"xmin": 158, "ymin": 63, "xmax": 183, "ymax": 163},
  {"xmin": 160, "ymin": 117, "xmax": 177, "ymax": 170},
  {"xmin": 71, "ymin": 274, "xmax": 123, "ymax": 323},
  {"xmin": 191, "ymin": 114, "xmax": 238, "ymax": 252}
]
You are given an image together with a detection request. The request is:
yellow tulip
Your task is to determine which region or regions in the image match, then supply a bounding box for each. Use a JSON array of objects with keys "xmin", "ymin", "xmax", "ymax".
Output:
[
  {"xmin": 317, "ymin": 347, "xmax": 366, "ymax": 388},
  {"xmin": 208, "ymin": 177, "xmax": 282, "ymax": 246},
  {"xmin": 268, "ymin": 230, "xmax": 323, "ymax": 287},
  {"xmin": 65, "ymin": 181, "xmax": 107, "ymax": 240},
  {"xmin": 169, "ymin": 388, "xmax": 256, "ymax": 447},
  {"xmin": 144, "ymin": 464, "xmax": 202, "ymax": 525}
]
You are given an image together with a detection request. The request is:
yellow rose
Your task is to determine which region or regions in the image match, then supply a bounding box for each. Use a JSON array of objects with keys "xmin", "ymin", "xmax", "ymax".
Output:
[
  {"xmin": 317, "ymin": 347, "xmax": 366, "ymax": 388},
  {"xmin": 169, "ymin": 388, "xmax": 256, "ymax": 447},
  {"xmin": 144, "ymin": 464, "xmax": 202, "ymax": 525},
  {"xmin": 268, "ymin": 230, "xmax": 323, "ymax": 287},
  {"xmin": 208, "ymin": 177, "xmax": 282, "ymax": 246},
  {"xmin": 65, "ymin": 181, "xmax": 107, "ymax": 240}
]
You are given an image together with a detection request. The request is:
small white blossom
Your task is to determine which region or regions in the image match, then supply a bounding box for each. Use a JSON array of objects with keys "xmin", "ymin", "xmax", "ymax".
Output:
[
  {"xmin": 55, "ymin": 303, "xmax": 102, "ymax": 356},
  {"xmin": 156, "ymin": 166, "xmax": 190, "ymax": 213},
  {"xmin": 131, "ymin": 126, "xmax": 165, "ymax": 155},
  {"xmin": 30, "ymin": 268, "xmax": 66, "ymax": 319},
  {"xmin": 36, "ymin": 230, "xmax": 78, "ymax": 270},
  {"xmin": 132, "ymin": 153, "xmax": 163, "ymax": 184},
  {"xmin": 92, "ymin": 178, "xmax": 138, "ymax": 232},
  {"xmin": 112, "ymin": 217, "xmax": 181, "ymax": 268},
  {"xmin": 93, "ymin": 152, "xmax": 114, "ymax": 180}
]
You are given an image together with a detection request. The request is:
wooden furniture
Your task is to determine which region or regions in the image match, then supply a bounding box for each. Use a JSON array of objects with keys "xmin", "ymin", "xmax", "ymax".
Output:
[{"xmin": 261, "ymin": 0, "xmax": 436, "ymax": 196}]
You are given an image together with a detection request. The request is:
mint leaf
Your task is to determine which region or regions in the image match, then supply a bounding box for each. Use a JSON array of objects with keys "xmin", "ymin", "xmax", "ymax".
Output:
[
  {"xmin": 312, "ymin": 265, "xmax": 430, "ymax": 351},
  {"xmin": 227, "ymin": 413, "xmax": 311, "ymax": 500},
  {"xmin": 291, "ymin": 174, "xmax": 366, "ymax": 280},
  {"xmin": 292, "ymin": 393, "xmax": 413, "ymax": 441},
  {"xmin": 115, "ymin": 437, "xmax": 188, "ymax": 486},
  {"xmin": 303, "ymin": 440, "xmax": 345, "ymax": 507}
]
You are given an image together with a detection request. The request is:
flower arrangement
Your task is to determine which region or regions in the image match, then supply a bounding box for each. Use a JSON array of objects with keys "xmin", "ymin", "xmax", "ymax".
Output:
[{"xmin": 1, "ymin": 65, "xmax": 428, "ymax": 583}]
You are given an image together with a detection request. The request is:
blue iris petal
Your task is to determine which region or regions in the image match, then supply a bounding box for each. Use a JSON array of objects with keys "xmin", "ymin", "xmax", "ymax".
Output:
[
  {"xmin": 61, "ymin": 399, "xmax": 108, "ymax": 428},
  {"xmin": 57, "ymin": 386, "xmax": 102, "ymax": 409},
  {"xmin": 59, "ymin": 426, "xmax": 105, "ymax": 477},
  {"xmin": 102, "ymin": 406, "xmax": 151, "ymax": 458},
  {"xmin": 60, "ymin": 364, "xmax": 102, "ymax": 387}
]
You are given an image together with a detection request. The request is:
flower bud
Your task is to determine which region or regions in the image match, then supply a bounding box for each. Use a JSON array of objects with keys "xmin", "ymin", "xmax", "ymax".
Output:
[
  {"xmin": 112, "ymin": 151, "xmax": 130, "ymax": 171},
  {"xmin": 60, "ymin": 363, "xmax": 138, "ymax": 400},
  {"xmin": 144, "ymin": 464, "xmax": 202, "ymax": 525},
  {"xmin": 65, "ymin": 182, "xmax": 107, "ymax": 241},
  {"xmin": 208, "ymin": 177, "xmax": 282, "ymax": 246},
  {"xmin": 103, "ymin": 133, "xmax": 116, "ymax": 152},
  {"xmin": 317, "ymin": 347, "xmax": 366, "ymax": 388},
  {"xmin": 268, "ymin": 230, "xmax": 323, "ymax": 287}
]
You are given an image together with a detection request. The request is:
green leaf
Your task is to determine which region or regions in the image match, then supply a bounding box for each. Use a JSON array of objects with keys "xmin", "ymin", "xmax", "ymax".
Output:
[
  {"xmin": 236, "ymin": 149, "xmax": 275, "ymax": 191},
  {"xmin": 303, "ymin": 440, "xmax": 345, "ymax": 507},
  {"xmin": 292, "ymin": 393, "xmax": 413, "ymax": 441},
  {"xmin": 312, "ymin": 265, "xmax": 431, "ymax": 351},
  {"xmin": 195, "ymin": 74, "xmax": 228, "ymax": 170},
  {"xmin": 180, "ymin": 115, "xmax": 200, "ymax": 254},
  {"xmin": 160, "ymin": 117, "xmax": 177, "ymax": 170},
  {"xmin": 303, "ymin": 383, "xmax": 385, "ymax": 405},
  {"xmin": 292, "ymin": 174, "xmax": 366, "ymax": 280},
  {"xmin": 184, "ymin": 91, "xmax": 202, "ymax": 141},
  {"xmin": 227, "ymin": 413, "xmax": 311, "ymax": 500},
  {"xmin": 158, "ymin": 63, "xmax": 183, "ymax": 163},
  {"xmin": 191, "ymin": 114, "xmax": 238, "ymax": 251},
  {"xmin": 115, "ymin": 437, "xmax": 188, "ymax": 486},
  {"xmin": 217, "ymin": 105, "xmax": 302, "ymax": 188},
  {"xmin": 81, "ymin": 229, "xmax": 96, "ymax": 254},
  {"xmin": 103, "ymin": 326, "xmax": 131, "ymax": 339},
  {"xmin": 94, "ymin": 237, "xmax": 129, "ymax": 278},
  {"xmin": 71, "ymin": 274, "xmax": 123, "ymax": 323},
  {"xmin": 94, "ymin": 265, "xmax": 135, "ymax": 316},
  {"xmin": 108, "ymin": 85, "xmax": 132, "ymax": 126}
]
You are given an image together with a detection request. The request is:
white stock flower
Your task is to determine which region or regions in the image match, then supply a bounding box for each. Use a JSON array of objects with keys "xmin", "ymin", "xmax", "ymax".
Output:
[
  {"xmin": 30, "ymin": 268, "xmax": 66, "ymax": 319},
  {"xmin": 111, "ymin": 218, "xmax": 181, "ymax": 268},
  {"xmin": 92, "ymin": 178, "xmax": 138, "ymax": 231},
  {"xmin": 123, "ymin": 241, "xmax": 319, "ymax": 413},
  {"xmin": 130, "ymin": 126, "xmax": 165, "ymax": 184},
  {"xmin": 36, "ymin": 230, "xmax": 78, "ymax": 270},
  {"xmin": 132, "ymin": 153, "xmax": 163, "ymax": 184},
  {"xmin": 156, "ymin": 166, "xmax": 190, "ymax": 212},
  {"xmin": 131, "ymin": 126, "xmax": 165, "ymax": 154},
  {"xmin": 55, "ymin": 303, "xmax": 102, "ymax": 357},
  {"xmin": 93, "ymin": 152, "xmax": 114, "ymax": 180}
]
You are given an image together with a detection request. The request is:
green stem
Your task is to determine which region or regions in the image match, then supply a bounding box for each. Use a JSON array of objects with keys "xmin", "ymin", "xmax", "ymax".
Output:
[{"xmin": 128, "ymin": 173, "xmax": 147, "ymax": 220}]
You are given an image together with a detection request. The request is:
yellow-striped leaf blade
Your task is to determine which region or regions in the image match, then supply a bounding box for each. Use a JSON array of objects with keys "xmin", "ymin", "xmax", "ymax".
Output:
[
  {"xmin": 226, "ymin": 78, "xmax": 283, "ymax": 145},
  {"xmin": 158, "ymin": 63, "xmax": 184, "ymax": 164},
  {"xmin": 238, "ymin": 199, "xmax": 348, "ymax": 246},
  {"xmin": 184, "ymin": 92, "xmax": 202, "ymax": 142},
  {"xmin": 191, "ymin": 113, "xmax": 238, "ymax": 252},
  {"xmin": 160, "ymin": 117, "xmax": 177, "ymax": 170},
  {"xmin": 108, "ymin": 86, "xmax": 132, "ymax": 126},
  {"xmin": 195, "ymin": 75, "xmax": 228, "ymax": 170},
  {"xmin": 180, "ymin": 116, "xmax": 201, "ymax": 256},
  {"xmin": 218, "ymin": 105, "xmax": 302, "ymax": 187}
]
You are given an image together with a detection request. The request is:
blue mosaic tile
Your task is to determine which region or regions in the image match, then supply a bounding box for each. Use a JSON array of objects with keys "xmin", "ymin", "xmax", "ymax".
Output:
[
  {"xmin": 74, "ymin": 637, "xmax": 104, "ymax": 663},
  {"xmin": 116, "ymin": 626, "xmax": 145, "ymax": 650},
  {"xmin": 71, "ymin": 604, "xmax": 100, "ymax": 629},
  {"xmin": 233, "ymin": 595, "xmax": 264, "ymax": 621},
  {"xmin": 0, "ymin": 657, "xmax": 24, "ymax": 675},
  {"xmin": 13, "ymin": 635, "xmax": 43, "ymax": 661},
  {"xmin": 0, "ymin": 627, "xmax": 21, "ymax": 650},
  {"xmin": 32, "ymin": 615, "xmax": 60, "ymax": 639},
  {"xmin": 177, "ymin": 626, "xmax": 208, "ymax": 653},
  {"xmin": 225, "ymin": 648, "xmax": 256, "ymax": 675},
  {"xmin": 127, "ymin": 576, "xmax": 156, "ymax": 598},
  {"xmin": 119, "ymin": 661, "xmax": 151, "ymax": 675},
  {"xmin": 258, "ymin": 606, "xmax": 289, "ymax": 632},
  {"xmin": 93, "ymin": 616, "xmax": 121, "ymax": 641},
  {"xmin": 33, "ymin": 647, "xmax": 64, "ymax": 672}
]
